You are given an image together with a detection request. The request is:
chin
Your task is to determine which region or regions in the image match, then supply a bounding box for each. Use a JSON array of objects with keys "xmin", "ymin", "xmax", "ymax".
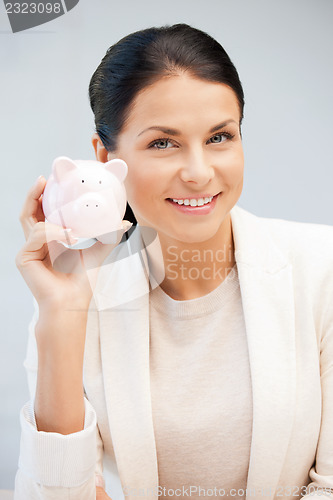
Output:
[{"xmin": 165, "ymin": 223, "xmax": 223, "ymax": 245}]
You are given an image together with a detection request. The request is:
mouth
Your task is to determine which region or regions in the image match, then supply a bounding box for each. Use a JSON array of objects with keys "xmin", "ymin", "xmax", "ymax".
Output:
[{"xmin": 166, "ymin": 192, "xmax": 221, "ymax": 214}]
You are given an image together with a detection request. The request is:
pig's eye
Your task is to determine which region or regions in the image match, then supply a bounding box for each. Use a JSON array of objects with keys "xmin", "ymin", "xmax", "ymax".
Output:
[
  {"xmin": 81, "ymin": 179, "xmax": 84, "ymax": 183},
  {"xmin": 99, "ymin": 180, "xmax": 102, "ymax": 184}
]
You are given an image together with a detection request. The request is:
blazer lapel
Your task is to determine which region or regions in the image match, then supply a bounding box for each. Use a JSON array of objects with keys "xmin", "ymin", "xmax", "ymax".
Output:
[
  {"xmin": 93, "ymin": 205, "xmax": 297, "ymax": 500},
  {"xmin": 95, "ymin": 229, "xmax": 159, "ymax": 500},
  {"xmin": 230, "ymin": 205, "xmax": 297, "ymax": 499}
]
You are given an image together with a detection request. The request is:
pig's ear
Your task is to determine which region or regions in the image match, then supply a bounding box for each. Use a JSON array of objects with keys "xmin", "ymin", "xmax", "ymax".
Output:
[
  {"xmin": 52, "ymin": 156, "xmax": 78, "ymax": 182},
  {"xmin": 104, "ymin": 159, "xmax": 128, "ymax": 182}
]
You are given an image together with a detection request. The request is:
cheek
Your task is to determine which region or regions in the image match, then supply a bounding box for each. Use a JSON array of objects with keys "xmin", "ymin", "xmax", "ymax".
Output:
[
  {"xmin": 219, "ymin": 149, "xmax": 244, "ymax": 186},
  {"xmin": 124, "ymin": 165, "xmax": 159, "ymax": 208}
]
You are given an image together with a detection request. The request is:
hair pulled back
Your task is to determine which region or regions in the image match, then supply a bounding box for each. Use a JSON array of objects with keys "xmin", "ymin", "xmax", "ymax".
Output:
[{"xmin": 89, "ymin": 23, "xmax": 244, "ymax": 153}]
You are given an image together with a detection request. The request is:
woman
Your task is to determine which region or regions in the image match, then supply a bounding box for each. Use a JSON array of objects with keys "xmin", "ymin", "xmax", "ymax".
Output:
[{"xmin": 14, "ymin": 24, "xmax": 333, "ymax": 500}]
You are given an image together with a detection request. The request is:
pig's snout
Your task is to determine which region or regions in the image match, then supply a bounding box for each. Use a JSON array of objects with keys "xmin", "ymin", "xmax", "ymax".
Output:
[
  {"xmin": 78, "ymin": 194, "xmax": 110, "ymax": 217},
  {"xmin": 84, "ymin": 201, "xmax": 102, "ymax": 210},
  {"xmin": 62, "ymin": 193, "xmax": 121, "ymax": 238}
]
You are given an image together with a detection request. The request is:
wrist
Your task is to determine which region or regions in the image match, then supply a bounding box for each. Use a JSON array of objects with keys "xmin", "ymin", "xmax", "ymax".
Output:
[{"xmin": 35, "ymin": 304, "xmax": 88, "ymax": 346}]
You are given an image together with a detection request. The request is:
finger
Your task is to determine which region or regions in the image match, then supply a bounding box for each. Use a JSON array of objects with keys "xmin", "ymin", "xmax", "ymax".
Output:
[
  {"xmin": 46, "ymin": 239, "xmax": 82, "ymax": 272},
  {"xmin": 62, "ymin": 221, "xmax": 134, "ymax": 287},
  {"xmin": 121, "ymin": 220, "xmax": 133, "ymax": 232},
  {"xmin": 22, "ymin": 222, "xmax": 78, "ymax": 258},
  {"xmin": 19, "ymin": 176, "xmax": 47, "ymax": 240},
  {"xmin": 16, "ymin": 223, "xmax": 81, "ymax": 298},
  {"xmin": 83, "ymin": 219, "xmax": 133, "ymax": 265}
]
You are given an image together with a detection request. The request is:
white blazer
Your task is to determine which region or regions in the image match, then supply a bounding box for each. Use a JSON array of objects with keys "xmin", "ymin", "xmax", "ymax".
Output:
[{"xmin": 14, "ymin": 204, "xmax": 333, "ymax": 500}]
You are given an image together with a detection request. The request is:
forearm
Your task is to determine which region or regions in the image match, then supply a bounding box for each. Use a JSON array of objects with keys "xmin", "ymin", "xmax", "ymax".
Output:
[{"xmin": 34, "ymin": 307, "xmax": 88, "ymax": 435}]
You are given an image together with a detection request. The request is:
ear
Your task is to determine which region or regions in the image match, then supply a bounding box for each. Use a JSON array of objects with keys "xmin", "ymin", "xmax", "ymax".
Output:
[
  {"xmin": 52, "ymin": 156, "xmax": 77, "ymax": 182},
  {"xmin": 92, "ymin": 133, "xmax": 109, "ymax": 163},
  {"xmin": 104, "ymin": 159, "xmax": 128, "ymax": 182}
]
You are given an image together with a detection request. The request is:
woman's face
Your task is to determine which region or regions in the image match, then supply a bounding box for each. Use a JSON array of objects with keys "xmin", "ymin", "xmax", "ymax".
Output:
[{"xmin": 108, "ymin": 73, "xmax": 244, "ymax": 244}]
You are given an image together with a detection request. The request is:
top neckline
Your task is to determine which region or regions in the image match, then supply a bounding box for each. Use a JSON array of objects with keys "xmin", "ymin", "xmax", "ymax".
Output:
[{"xmin": 149, "ymin": 263, "xmax": 239, "ymax": 319}]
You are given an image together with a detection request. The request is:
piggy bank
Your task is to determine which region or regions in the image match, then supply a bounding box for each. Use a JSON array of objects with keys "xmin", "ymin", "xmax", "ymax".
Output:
[{"xmin": 42, "ymin": 156, "xmax": 128, "ymax": 248}]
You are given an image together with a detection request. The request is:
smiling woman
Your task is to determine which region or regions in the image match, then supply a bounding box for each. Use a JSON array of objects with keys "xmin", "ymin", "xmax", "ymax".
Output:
[
  {"xmin": 14, "ymin": 23, "xmax": 333, "ymax": 500},
  {"xmin": 95, "ymin": 76, "xmax": 244, "ymax": 299},
  {"xmin": 89, "ymin": 26, "xmax": 245, "ymax": 299}
]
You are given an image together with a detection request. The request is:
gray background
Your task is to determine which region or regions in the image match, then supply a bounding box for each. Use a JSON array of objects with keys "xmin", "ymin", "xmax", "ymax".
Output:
[{"xmin": 1, "ymin": 0, "xmax": 332, "ymax": 490}]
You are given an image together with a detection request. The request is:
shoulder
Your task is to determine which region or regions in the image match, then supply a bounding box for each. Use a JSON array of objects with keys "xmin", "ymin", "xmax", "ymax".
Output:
[
  {"xmin": 235, "ymin": 205, "xmax": 333, "ymax": 265},
  {"xmin": 242, "ymin": 207, "xmax": 333, "ymax": 329},
  {"xmin": 249, "ymin": 209, "xmax": 333, "ymax": 320},
  {"xmin": 260, "ymin": 213, "xmax": 333, "ymax": 264}
]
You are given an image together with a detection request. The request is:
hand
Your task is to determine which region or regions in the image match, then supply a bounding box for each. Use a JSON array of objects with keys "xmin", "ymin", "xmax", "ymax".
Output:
[
  {"xmin": 16, "ymin": 175, "xmax": 132, "ymax": 312},
  {"xmin": 96, "ymin": 486, "xmax": 112, "ymax": 499}
]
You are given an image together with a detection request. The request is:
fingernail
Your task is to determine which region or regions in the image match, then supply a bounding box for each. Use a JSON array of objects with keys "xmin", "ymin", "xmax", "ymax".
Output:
[
  {"xmin": 34, "ymin": 175, "xmax": 43, "ymax": 186},
  {"xmin": 65, "ymin": 230, "xmax": 80, "ymax": 243},
  {"xmin": 63, "ymin": 229, "xmax": 78, "ymax": 242}
]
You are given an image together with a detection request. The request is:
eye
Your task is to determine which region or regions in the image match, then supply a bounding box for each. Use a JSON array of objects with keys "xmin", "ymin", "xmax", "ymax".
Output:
[
  {"xmin": 81, "ymin": 179, "xmax": 85, "ymax": 183},
  {"xmin": 208, "ymin": 133, "xmax": 229, "ymax": 144},
  {"xmin": 99, "ymin": 180, "xmax": 102, "ymax": 184},
  {"xmin": 150, "ymin": 138, "xmax": 174, "ymax": 150}
]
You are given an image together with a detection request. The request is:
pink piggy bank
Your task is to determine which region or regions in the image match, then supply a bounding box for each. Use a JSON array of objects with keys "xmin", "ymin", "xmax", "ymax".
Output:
[{"xmin": 42, "ymin": 156, "xmax": 128, "ymax": 248}]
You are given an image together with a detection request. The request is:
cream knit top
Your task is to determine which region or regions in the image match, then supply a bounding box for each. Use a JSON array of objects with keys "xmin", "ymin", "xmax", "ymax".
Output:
[{"xmin": 149, "ymin": 264, "xmax": 253, "ymax": 499}]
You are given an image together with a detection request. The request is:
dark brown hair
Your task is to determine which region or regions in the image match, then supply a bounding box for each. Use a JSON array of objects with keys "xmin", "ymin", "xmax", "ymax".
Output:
[{"xmin": 89, "ymin": 23, "xmax": 245, "ymax": 224}]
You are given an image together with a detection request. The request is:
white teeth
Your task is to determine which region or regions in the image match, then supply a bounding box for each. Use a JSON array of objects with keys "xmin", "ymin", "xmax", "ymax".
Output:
[{"xmin": 171, "ymin": 196, "xmax": 214, "ymax": 207}]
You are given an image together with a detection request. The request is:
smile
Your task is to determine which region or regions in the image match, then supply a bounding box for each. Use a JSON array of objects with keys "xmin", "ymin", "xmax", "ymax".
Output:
[
  {"xmin": 171, "ymin": 196, "xmax": 214, "ymax": 207},
  {"xmin": 166, "ymin": 193, "xmax": 221, "ymax": 214}
]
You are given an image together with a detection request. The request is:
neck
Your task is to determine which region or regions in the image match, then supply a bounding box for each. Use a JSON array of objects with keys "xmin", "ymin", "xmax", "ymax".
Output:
[{"xmin": 145, "ymin": 213, "xmax": 235, "ymax": 301}]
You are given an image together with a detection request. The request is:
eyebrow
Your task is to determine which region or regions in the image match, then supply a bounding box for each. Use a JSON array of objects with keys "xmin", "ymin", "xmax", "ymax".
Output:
[{"xmin": 137, "ymin": 119, "xmax": 238, "ymax": 137}]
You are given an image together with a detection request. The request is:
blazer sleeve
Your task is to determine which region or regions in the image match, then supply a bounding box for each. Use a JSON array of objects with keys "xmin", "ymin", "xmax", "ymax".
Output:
[
  {"xmin": 302, "ymin": 278, "xmax": 333, "ymax": 499},
  {"xmin": 14, "ymin": 297, "xmax": 105, "ymax": 499}
]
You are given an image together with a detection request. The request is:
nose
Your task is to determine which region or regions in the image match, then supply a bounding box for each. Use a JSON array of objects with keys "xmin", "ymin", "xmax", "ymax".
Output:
[{"xmin": 179, "ymin": 150, "xmax": 214, "ymax": 186}]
